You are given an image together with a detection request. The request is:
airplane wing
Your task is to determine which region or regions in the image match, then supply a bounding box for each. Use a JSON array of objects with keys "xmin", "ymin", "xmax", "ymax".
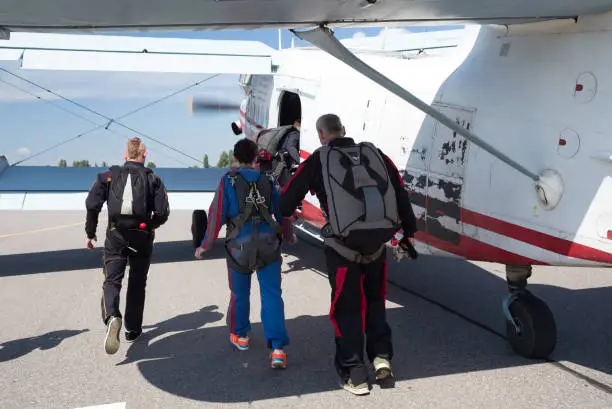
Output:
[
  {"xmin": 0, "ymin": 156, "xmax": 227, "ymax": 211},
  {"xmin": 0, "ymin": 32, "xmax": 277, "ymax": 74},
  {"xmin": 0, "ymin": 0, "xmax": 610, "ymax": 33}
]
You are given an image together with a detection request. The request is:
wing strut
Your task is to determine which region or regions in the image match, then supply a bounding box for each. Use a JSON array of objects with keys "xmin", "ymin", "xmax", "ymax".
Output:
[{"xmin": 291, "ymin": 26, "xmax": 564, "ymax": 210}]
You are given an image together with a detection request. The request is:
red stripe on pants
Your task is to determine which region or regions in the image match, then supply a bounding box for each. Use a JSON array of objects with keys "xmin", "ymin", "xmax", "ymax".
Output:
[
  {"xmin": 329, "ymin": 267, "xmax": 348, "ymax": 337},
  {"xmin": 360, "ymin": 273, "xmax": 367, "ymax": 332},
  {"xmin": 380, "ymin": 259, "xmax": 388, "ymax": 303},
  {"xmin": 227, "ymin": 252, "xmax": 236, "ymax": 334}
]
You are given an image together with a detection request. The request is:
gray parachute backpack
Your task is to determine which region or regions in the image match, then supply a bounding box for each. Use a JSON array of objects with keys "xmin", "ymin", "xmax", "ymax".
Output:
[
  {"xmin": 319, "ymin": 142, "xmax": 401, "ymax": 263},
  {"xmin": 255, "ymin": 125, "xmax": 295, "ymax": 158}
]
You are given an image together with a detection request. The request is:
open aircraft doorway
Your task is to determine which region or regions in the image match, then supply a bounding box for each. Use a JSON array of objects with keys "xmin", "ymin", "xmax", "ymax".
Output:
[{"xmin": 277, "ymin": 90, "xmax": 301, "ymax": 127}]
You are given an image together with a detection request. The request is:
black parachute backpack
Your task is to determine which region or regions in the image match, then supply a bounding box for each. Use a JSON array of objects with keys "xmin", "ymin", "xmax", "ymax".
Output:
[
  {"xmin": 107, "ymin": 165, "xmax": 153, "ymax": 229},
  {"xmin": 224, "ymin": 169, "xmax": 282, "ymax": 274}
]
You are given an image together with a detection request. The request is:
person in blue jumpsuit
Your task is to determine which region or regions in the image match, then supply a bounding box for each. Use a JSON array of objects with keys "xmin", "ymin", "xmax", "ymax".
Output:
[{"xmin": 195, "ymin": 138, "xmax": 290, "ymax": 369}]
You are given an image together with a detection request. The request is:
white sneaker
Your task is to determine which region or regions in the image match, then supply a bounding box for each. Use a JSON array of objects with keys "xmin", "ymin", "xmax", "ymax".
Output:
[
  {"xmin": 104, "ymin": 317, "xmax": 122, "ymax": 355},
  {"xmin": 340, "ymin": 379, "xmax": 370, "ymax": 396}
]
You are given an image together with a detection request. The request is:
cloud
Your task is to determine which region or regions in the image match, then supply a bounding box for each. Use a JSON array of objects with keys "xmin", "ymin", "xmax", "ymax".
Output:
[
  {"xmin": 16, "ymin": 147, "xmax": 30, "ymax": 155},
  {"xmin": 340, "ymin": 26, "xmax": 465, "ymax": 52}
]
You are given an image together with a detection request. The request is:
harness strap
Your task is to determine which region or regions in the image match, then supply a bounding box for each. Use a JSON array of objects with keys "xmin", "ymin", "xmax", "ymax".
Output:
[
  {"xmin": 226, "ymin": 200, "xmax": 254, "ymax": 241},
  {"xmin": 224, "ymin": 170, "xmax": 283, "ymax": 273},
  {"xmin": 271, "ymin": 156, "xmax": 286, "ymax": 178},
  {"xmin": 324, "ymin": 237, "xmax": 386, "ymax": 264}
]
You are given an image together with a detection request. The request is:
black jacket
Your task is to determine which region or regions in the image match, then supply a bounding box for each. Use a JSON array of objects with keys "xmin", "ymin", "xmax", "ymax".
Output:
[
  {"xmin": 279, "ymin": 137, "xmax": 417, "ymax": 237},
  {"xmin": 85, "ymin": 161, "xmax": 170, "ymax": 239}
]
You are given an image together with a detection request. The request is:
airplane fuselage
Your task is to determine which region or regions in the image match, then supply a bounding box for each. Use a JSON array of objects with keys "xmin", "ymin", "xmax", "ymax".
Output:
[{"xmin": 239, "ymin": 19, "xmax": 612, "ymax": 267}]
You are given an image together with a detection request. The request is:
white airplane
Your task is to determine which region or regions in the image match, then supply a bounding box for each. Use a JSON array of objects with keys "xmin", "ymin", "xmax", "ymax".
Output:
[{"xmin": 1, "ymin": 0, "xmax": 612, "ymax": 363}]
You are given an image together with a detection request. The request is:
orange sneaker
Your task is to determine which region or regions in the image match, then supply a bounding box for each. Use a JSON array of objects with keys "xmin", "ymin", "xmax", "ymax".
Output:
[
  {"xmin": 270, "ymin": 349, "xmax": 286, "ymax": 369},
  {"xmin": 230, "ymin": 333, "xmax": 249, "ymax": 351}
]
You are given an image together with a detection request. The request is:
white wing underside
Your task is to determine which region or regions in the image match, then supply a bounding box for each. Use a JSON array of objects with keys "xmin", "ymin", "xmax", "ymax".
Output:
[
  {"xmin": 0, "ymin": 0, "xmax": 611, "ymax": 32},
  {"xmin": 0, "ymin": 32, "xmax": 277, "ymax": 74}
]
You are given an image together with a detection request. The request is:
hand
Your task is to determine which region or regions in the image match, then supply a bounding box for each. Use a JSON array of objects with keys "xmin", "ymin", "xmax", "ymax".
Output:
[
  {"xmin": 195, "ymin": 247, "xmax": 206, "ymax": 259},
  {"xmin": 399, "ymin": 236, "xmax": 418, "ymax": 260},
  {"xmin": 86, "ymin": 236, "xmax": 97, "ymax": 250}
]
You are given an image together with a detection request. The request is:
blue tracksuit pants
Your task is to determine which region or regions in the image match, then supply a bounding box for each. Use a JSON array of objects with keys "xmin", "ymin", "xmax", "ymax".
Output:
[{"xmin": 226, "ymin": 259, "xmax": 289, "ymax": 349}]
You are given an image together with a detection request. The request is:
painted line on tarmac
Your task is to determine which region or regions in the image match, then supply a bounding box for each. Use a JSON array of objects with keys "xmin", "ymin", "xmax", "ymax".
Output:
[
  {"xmin": 0, "ymin": 219, "xmax": 106, "ymax": 239},
  {"xmin": 74, "ymin": 403, "xmax": 126, "ymax": 409}
]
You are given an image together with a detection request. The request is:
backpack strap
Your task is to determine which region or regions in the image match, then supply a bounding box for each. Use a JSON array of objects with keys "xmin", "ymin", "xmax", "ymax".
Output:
[
  {"xmin": 254, "ymin": 175, "xmax": 282, "ymax": 236},
  {"xmin": 325, "ymin": 237, "xmax": 386, "ymax": 264},
  {"xmin": 135, "ymin": 166, "xmax": 153, "ymax": 217},
  {"xmin": 225, "ymin": 171, "xmax": 257, "ymax": 241},
  {"xmin": 225, "ymin": 171, "xmax": 282, "ymax": 242}
]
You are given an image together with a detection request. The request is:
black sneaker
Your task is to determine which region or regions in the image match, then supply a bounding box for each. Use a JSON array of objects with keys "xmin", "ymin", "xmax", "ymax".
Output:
[
  {"xmin": 104, "ymin": 316, "xmax": 122, "ymax": 355},
  {"xmin": 125, "ymin": 330, "xmax": 142, "ymax": 343},
  {"xmin": 373, "ymin": 357, "xmax": 395, "ymax": 388}
]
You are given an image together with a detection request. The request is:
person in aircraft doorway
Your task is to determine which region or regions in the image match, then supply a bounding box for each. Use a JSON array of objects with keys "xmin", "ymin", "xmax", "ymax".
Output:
[
  {"xmin": 195, "ymin": 138, "xmax": 290, "ymax": 369},
  {"xmin": 85, "ymin": 137, "xmax": 170, "ymax": 355},
  {"xmin": 279, "ymin": 114, "xmax": 418, "ymax": 395},
  {"xmin": 255, "ymin": 117, "xmax": 302, "ymax": 245}
]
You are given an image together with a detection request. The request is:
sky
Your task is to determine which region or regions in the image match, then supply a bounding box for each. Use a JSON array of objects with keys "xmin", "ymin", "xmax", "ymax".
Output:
[{"xmin": 0, "ymin": 25, "xmax": 460, "ymax": 168}]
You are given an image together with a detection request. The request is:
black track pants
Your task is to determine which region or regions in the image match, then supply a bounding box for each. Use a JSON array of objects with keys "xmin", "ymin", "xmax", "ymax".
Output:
[
  {"xmin": 101, "ymin": 228, "xmax": 154, "ymax": 333},
  {"xmin": 324, "ymin": 245, "xmax": 393, "ymax": 384}
]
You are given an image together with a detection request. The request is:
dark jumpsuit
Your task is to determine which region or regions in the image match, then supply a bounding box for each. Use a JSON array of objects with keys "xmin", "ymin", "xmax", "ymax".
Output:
[
  {"xmin": 85, "ymin": 161, "xmax": 170, "ymax": 333},
  {"xmin": 279, "ymin": 137, "xmax": 417, "ymax": 384}
]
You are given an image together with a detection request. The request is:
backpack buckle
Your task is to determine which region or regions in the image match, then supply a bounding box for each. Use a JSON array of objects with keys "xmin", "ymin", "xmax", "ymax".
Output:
[{"xmin": 246, "ymin": 185, "xmax": 266, "ymax": 209}]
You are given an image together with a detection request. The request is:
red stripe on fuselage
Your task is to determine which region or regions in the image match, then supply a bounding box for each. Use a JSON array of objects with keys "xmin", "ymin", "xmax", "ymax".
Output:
[
  {"xmin": 298, "ymin": 198, "xmax": 611, "ymax": 264},
  {"xmin": 287, "ymin": 138, "xmax": 612, "ymax": 264},
  {"xmin": 414, "ymin": 231, "xmax": 545, "ymax": 265},
  {"xmin": 462, "ymin": 209, "xmax": 612, "ymax": 264},
  {"xmin": 300, "ymin": 200, "xmax": 327, "ymax": 228}
]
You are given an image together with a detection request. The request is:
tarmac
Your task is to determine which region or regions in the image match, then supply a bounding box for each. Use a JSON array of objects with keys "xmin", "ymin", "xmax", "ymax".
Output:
[{"xmin": 1, "ymin": 209, "xmax": 611, "ymax": 409}]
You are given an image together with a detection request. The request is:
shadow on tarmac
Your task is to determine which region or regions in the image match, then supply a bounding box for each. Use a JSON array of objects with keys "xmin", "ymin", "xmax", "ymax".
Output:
[
  {"xmin": 1, "ymin": 234, "xmax": 611, "ymax": 401},
  {"xmin": 0, "ymin": 238, "xmax": 226, "ymax": 277},
  {"xmin": 107, "ymin": 240, "xmax": 611, "ymax": 402},
  {"xmin": 0, "ymin": 329, "xmax": 89, "ymax": 363}
]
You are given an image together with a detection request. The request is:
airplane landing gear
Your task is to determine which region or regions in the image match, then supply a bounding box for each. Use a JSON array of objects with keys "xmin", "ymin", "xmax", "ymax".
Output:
[{"xmin": 502, "ymin": 265, "xmax": 557, "ymax": 359}]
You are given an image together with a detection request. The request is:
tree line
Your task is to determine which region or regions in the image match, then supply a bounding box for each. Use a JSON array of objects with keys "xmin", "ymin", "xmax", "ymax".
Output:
[
  {"xmin": 190, "ymin": 150, "xmax": 234, "ymax": 168},
  {"xmin": 57, "ymin": 150, "xmax": 235, "ymax": 169},
  {"xmin": 58, "ymin": 159, "xmax": 157, "ymax": 168}
]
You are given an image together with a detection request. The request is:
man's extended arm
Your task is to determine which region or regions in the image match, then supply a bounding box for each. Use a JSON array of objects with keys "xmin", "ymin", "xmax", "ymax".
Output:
[
  {"xmin": 85, "ymin": 171, "xmax": 110, "ymax": 240},
  {"xmin": 270, "ymin": 182, "xmax": 283, "ymax": 225},
  {"xmin": 279, "ymin": 154, "xmax": 317, "ymax": 217},
  {"xmin": 199, "ymin": 175, "xmax": 227, "ymax": 251},
  {"xmin": 381, "ymin": 151, "xmax": 417, "ymax": 238},
  {"xmin": 150, "ymin": 175, "xmax": 170, "ymax": 229}
]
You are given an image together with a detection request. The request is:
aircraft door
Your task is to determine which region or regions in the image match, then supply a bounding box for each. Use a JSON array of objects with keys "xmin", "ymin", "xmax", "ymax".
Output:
[{"xmin": 425, "ymin": 103, "xmax": 475, "ymax": 255}]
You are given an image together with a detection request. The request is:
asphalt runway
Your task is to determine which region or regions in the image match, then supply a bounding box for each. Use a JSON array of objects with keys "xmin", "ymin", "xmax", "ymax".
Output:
[{"xmin": 1, "ymin": 210, "xmax": 611, "ymax": 409}]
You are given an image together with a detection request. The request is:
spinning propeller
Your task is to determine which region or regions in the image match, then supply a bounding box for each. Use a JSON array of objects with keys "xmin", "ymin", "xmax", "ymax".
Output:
[
  {"xmin": 186, "ymin": 95, "xmax": 242, "ymax": 115},
  {"xmin": 186, "ymin": 95, "xmax": 244, "ymax": 135}
]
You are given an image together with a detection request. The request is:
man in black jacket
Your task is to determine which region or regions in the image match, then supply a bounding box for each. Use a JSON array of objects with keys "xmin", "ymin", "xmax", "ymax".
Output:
[
  {"xmin": 279, "ymin": 114, "xmax": 417, "ymax": 395},
  {"xmin": 276, "ymin": 118, "xmax": 301, "ymax": 187},
  {"xmin": 85, "ymin": 137, "xmax": 170, "ymax": 355}
]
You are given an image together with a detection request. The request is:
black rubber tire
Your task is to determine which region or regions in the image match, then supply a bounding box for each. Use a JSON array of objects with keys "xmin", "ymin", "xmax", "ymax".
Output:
[
  {"xmin": 505, "ymin": 293, "xmax": 557, "ymax": 359},
  {"xmin": 192, "ymin": 210, "xmax": 208, "ymax": 248}
]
